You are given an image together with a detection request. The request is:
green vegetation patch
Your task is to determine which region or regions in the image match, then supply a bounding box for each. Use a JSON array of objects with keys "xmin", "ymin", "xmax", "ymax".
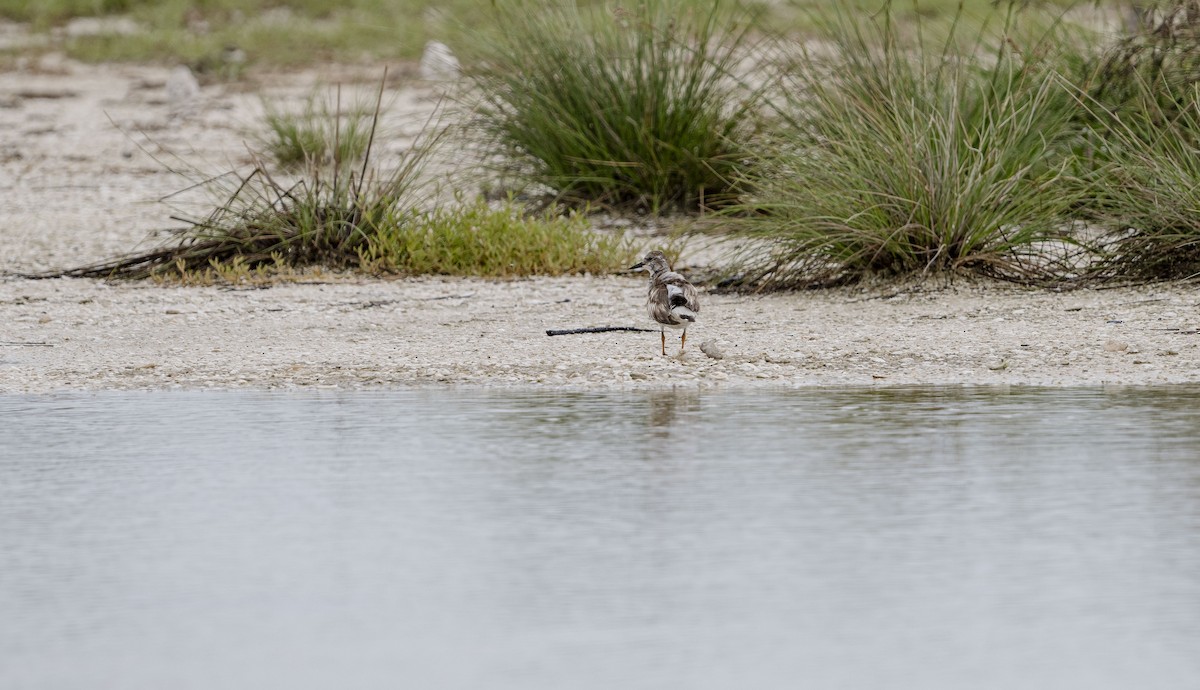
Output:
[
  {"xmin": 360, "ymin": 199, "xmax": 635, "ymax": 277},
  {"xmin": 0, "ymin": 0, "xmax": 1090, "ymax": 70},
  {"xmin": 1081, "ymin": 86, "xmax": 1200, "ymax": 282},
  {"xmin": 728, "ymin": 3, "xmax": 1089, "ymax": 288},
  {"xmin": 1064, "ymin": 3, "xmax": 1200, "ymax": 282},
  {"xmin": 259, "ymin": 91, "xmax": 375, "ymax": 168},
  {"xmin": 2, "ymin": 0, "xmax": 455, "ymax": 67},
  {"xmin": 46, "ymin": 81, "xmax": 632, "ymax": 282},
  {"xmin": 461, "ymin": 0, "xmax": 767, "ymax": 213}
]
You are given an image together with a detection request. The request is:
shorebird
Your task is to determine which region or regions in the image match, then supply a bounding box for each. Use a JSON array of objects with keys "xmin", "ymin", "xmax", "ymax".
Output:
[{"xmin": 630, "ymin": 250, "xmax": 699, "ymax": 356}]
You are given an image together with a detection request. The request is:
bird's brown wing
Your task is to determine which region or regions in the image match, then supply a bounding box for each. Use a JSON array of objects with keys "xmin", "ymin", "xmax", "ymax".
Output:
[{"xmin": 648, "ymin": 282, "xmax": 678, "ymax": 325}]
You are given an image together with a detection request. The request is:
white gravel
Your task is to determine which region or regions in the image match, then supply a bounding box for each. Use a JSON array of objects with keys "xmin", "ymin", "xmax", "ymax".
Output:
[{"xmin": 3, "ymin": 59, "xmax": 1199, "ymax": 393}]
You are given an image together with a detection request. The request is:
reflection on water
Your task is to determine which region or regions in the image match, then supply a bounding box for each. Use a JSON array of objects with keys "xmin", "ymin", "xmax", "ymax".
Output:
[{"xmin": 2, "ymin": 387, "xmax": 1200, "ymax": 690}]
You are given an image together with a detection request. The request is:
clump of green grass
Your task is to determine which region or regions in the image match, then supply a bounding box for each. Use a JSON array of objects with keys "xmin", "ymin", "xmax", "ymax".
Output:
[
  {"xmin": 260, "ymin": 90, "xmax": 374, "ymax": 168},
  {"xmin": 359, "ymin": 198, "xmax": 635, "ymax": 277},
  {"xmin": 461, "ymin": 0, "xmax": 766, "ymax": 213},
  {"xmin": 55, "ymin": 153, "xmax": 428, "ymax": 280},
  {"xmin": 728, "ymin": 3, "xmax": 1087, "ymax": 288},
  {"xmin": 1079, "ymin": 82, "xmax": 1200, "ymax": 282},
  {"xmin": 1049, "ymin": 1, "xmax": 1200, "ymax": 282},
  {"xmin": 52, "ymin": 75, "xmax": 434, "ymax": 280}
]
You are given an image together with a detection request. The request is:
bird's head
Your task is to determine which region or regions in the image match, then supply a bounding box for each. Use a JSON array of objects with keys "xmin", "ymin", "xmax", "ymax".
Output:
[{"xmin": 629, "ymin": 250, "xmax": 670, "ymax": 273}]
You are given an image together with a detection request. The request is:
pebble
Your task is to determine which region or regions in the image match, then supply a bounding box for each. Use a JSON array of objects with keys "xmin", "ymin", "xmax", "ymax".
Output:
[
  {"xmin": 699, "ymin": 340, "xmax": 724, "ymax": 360},
  {"xmin": 1104, "ymin": 340, "xmax": 1129, "ymax": 352},
  {"xmin": 419, "ymin": 41, "xmax": 460, "ymax": 81},
  {"xmin": 166, "ymin": 65, "xmax": 201, "ymax": 113},
  {"xmin": 64, "ymin": 17, "xmax": 140, "ymax": 37}
]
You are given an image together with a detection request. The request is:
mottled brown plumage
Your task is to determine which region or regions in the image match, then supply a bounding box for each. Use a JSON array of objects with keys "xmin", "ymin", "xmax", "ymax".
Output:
[{"xmin": 630, "ymin": 250, "xmax": 699, "ymax": 356}]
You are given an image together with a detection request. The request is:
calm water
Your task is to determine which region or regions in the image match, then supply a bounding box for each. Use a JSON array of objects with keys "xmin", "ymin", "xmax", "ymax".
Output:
[{"xmin": 2, "ymin": 387, "xmax": 1199, "ymax": 690}]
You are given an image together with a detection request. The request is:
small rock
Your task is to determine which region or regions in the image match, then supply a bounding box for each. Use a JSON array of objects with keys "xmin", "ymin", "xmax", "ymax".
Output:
[
  {"xmin": 36, "ymin": 53, "xmax": 69, "ymax": 73},
  {"xmin": 987, "ymin": 359, "xmax": 1008, "ymax": 371},
  {"xmin": 222, "ymin": 45, "xmax": 247, "ymax": 68},
  {"xmin": 1104, "ymin": 340, "xmax": 1129, "ymax": 352},
  {"xmin": 419, "ymin": 41, "xmax": 460, "ymax": 81},
  {"xmin": 699, "ymin": 340, "xmax": 724, "ymax": 360},
  {"xmin": 166, "ymin": 65, "xmax": 201, "ymax": 113},
  {"xmin": 65, "ymin": 17, "xmax": 140, "ymax": 38}
]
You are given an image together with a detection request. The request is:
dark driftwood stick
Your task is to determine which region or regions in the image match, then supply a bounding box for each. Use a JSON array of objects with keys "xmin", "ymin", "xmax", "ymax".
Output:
[{"xmin": 546, "ymin": 326, "xmax": 655, "ymax": 336}]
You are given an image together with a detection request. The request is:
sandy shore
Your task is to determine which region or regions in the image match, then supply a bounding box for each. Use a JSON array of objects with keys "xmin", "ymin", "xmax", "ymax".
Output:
[
  {"xmin": 3, "ymin": 59, "xmax": 1199, "ymax": 393},
  {"xmin": 3, "ymin": 273, "xmax": 1200, "ymax": 392}
]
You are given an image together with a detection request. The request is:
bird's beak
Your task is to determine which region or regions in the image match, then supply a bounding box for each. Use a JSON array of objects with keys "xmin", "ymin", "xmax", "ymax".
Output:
[{"xmin": 629, "ymin": 261, "xmax": 645, "ymax": 271}]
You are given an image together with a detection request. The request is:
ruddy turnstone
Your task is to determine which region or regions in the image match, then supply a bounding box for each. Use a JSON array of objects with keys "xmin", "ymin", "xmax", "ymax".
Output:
[{"xmin": 630, "ymin": 250, "xmax": 699, "ymax": 356}]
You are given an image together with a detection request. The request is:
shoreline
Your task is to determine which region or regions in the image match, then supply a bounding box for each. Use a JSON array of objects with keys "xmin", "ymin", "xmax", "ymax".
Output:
[
  {"xmin": 2, "ymin": 60, "xmax": 1198, "ymax": 393},
  {"xmin": 3, "ymin": 274, "xmax": 1198, "ymax": 394}
]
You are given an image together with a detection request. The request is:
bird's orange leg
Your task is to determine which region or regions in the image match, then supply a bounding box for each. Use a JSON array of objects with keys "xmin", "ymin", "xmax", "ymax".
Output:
[
  {"xmin": 660, "ymin": 329, "xmax": 666, "ymax": 356},
  {"xmin": 681, "ymin": 330, "xmax": 687, "ymax": 353}
]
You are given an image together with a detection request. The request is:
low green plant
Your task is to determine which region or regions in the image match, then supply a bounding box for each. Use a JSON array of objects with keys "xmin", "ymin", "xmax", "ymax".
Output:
[
  {"xmin": 727, "ymin": 3, "xmax": 1088, "ymax": 288},
  {"xmin": 260, "ymin": 90, "xmax": 374, "ymax": 168},
  {"xmin": 358, "ymin": 198, "xmax": 635, "ymax": 277},
  {"xmin": 461, "ymin": 0, "xmax": 766, "ymax": 213}
]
